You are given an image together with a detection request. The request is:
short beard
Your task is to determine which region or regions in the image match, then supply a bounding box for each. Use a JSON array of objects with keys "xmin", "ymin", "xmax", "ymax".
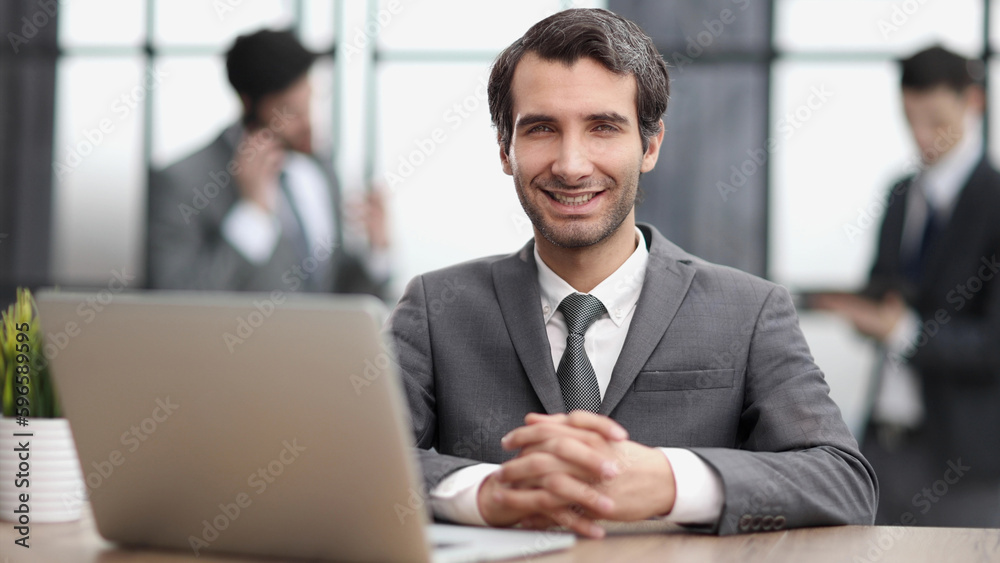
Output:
[{"xmin": 514, "ymin": 169, "xmax": 638, "ymax": 249}]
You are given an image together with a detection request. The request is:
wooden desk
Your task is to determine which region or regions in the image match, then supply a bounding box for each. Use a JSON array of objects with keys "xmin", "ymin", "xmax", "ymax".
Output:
[{"xmin": 2, "ymin": 507, "xmax": 997, "ymax": 563}]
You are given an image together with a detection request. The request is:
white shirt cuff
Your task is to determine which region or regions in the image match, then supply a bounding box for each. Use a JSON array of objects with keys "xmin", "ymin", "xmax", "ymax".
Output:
[
  {"xmin": 656, "ymin": 448, "xmax": 724, "ymax": 525},
  {"xmin": 221, "ymin": 200, "xmax": 282, "ymax": 265},
  {"xmin": 429, "ymin": 463, "xmax": 499, "ymax": 526},
  {"xmin": 885, "ymin": 308, "xmax": 921, "ymax": 359}
]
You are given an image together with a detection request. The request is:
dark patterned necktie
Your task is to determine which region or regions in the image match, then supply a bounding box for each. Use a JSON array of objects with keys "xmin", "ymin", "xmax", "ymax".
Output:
[
  {"xmin": 278, "ymin": 171, "xmax": 321, "ymax": 290},
  {"xmin": 278, "ymin": 172, "xmax": 311, "ymax": 262},
  {"xmin": 904, "ymin": 203, "xmax": 940, "ymax": 287},
  {"xmin": 556, "ymin": 293, "xmax": 606, "ymax": 413}
]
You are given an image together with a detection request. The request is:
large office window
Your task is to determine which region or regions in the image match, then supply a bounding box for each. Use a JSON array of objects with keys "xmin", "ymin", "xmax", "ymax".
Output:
[{"xmin": 46, "ymin": 0, "xmax": 992, "ymax": 300}]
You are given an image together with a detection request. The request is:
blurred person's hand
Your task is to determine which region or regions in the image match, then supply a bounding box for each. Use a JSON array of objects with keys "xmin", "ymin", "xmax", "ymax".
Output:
[
  {"xmin": 813, "ymin": 292, "xmax": 907, "ymax": 343},
  {"xmin": 233, "ymin": 129, "xmax": 285, "ymax": 213}
]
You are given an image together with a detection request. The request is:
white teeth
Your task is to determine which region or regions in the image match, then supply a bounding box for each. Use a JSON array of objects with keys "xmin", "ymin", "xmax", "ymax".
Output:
[{"xmin": 551, "ymin": 192, "xmax": 596, "ymax": 205}]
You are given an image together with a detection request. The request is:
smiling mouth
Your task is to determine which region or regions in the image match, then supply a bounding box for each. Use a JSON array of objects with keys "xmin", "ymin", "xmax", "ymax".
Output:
[{"xmin": 547, "ymin": 191, "xmax": 600, "ymax": 206}]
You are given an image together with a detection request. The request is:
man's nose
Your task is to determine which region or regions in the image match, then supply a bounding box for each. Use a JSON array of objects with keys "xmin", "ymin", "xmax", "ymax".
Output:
[{"xmin": 551, "ymin": 135, "xmax": 594, "ymax": 185}]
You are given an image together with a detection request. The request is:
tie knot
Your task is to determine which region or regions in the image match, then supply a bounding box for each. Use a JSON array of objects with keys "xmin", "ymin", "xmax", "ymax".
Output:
[{"xmin": 558, "ymin": 293, "xmax": 606, "ymax": 335}]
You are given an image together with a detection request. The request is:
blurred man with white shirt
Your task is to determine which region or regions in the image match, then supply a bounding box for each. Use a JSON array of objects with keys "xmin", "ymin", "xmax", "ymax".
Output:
[
  {"xmin": 148, "ymin": 29, "xmax": 389, "ymax": 297},
  {"xmin": 819, "ymin": 46, "xmax": 1000, "ymax": 527}
]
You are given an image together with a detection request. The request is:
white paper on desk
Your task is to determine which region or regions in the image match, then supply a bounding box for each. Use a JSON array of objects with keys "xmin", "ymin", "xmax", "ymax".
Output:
[{"xmin": 556, "ymin": 520, "xmax": 688, "ymax": 535}]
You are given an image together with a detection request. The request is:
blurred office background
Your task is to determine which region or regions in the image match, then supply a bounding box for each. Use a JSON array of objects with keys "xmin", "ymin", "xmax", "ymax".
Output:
[{"xmin": 0, "ymin": 0, "xmax": 993, "ymax": 433}]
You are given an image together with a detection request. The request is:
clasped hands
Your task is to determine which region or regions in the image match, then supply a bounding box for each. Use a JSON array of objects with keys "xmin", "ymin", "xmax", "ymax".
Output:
[{"xmin": 476, "ymin": 411, "xmax": 676, "ymax": 538}]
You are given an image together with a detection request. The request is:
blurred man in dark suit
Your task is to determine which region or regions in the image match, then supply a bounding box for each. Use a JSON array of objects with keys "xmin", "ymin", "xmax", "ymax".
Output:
[
  {"xmin": 148, "ymin": 29, "xmax": 389, "ymax": 297},
  {"xmin": 818, "ymin": 46, "xmax": 1000, "ymax": 527}
]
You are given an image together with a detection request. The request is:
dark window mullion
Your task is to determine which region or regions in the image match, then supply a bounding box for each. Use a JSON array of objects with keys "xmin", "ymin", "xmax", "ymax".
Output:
[
  {"xmin": 364, "ymin": 0, "xmax": 378, "ymax": 187},
  {"xmin": 141, "ymin": 0, "xmax": 156, "ymax": 286},
  {"xmin": 983, "ymin": 0, "xmax": 991, "ymax": 153},
  {"xmin": 763, "ymin": 0, "xmax": 776, "ymax": 281},
  {"xmin": 333, "ymin": 0, "xmax": 344, "ymax": 176}
]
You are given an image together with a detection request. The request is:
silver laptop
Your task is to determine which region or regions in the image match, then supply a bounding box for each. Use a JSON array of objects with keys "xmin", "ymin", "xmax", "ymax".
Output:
[{"xmin": 37, "ymin": 291, "xmax": 575, "ymax": 563}]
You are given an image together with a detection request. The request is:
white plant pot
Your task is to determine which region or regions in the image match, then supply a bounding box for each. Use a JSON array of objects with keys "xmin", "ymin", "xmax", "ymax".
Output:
[{"xmin": 0, "ymin": 417, "xmax": 85, "ymax": 523}]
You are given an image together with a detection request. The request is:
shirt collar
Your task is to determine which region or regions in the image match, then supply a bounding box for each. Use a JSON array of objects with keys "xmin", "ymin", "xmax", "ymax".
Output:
[
  {"xmin": 918, "ymin": 115, "xmax": 983, "ymax": 215},
  {"xmin": 534, "ymin": 227, "xmax": 649, "ymax": 327}
]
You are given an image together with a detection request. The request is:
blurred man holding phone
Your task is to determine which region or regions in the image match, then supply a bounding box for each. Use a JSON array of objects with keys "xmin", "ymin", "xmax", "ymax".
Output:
[{"xmin": 148, "ymin": 29, "xmax": 389, "ymax": 296}]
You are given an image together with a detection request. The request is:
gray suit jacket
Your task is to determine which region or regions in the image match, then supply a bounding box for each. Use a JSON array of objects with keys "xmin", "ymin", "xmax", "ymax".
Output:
[
  {"xmin": 147, "ymin": 126, "xmax": 385, "ymax": 296},
  {"xmin": 387, "ymin": 223, "xmax": 877, "ymax": 535}
]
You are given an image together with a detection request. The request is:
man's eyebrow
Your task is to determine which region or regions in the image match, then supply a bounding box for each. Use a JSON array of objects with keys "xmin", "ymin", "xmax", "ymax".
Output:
[
  {"xmin": 586, "ymin": 112, "xmax": 631, "ymax": 125},
  {"xmin": 515, "ymin": 112, "xmax": 633, "ymax": 128},
  {"xmin": 515, "ymin": 114, "xmax": 555, "ymax": 128}
]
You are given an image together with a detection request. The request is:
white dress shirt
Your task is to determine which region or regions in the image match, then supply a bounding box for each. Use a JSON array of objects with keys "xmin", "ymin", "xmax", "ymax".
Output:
[
  {"xmin": 218, "ymin": 124, "xmax": 391, "ymax": 282},
  {"xmin": 876, "ymin": 116, "xmax": 983, "ymax": 427},
  {"xmin": 218, "ymin": 122, "xmax": 336, "ymax": 265},
  {"xmin": 430, "ymin": 227, "xmax": 724, "ymax": 527}
]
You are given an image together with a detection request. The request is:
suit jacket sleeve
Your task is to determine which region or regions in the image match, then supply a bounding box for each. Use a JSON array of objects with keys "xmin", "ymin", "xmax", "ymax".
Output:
[
  {"xmin": 387, "ymin": 274, "xmax": 481, "ymax": 492},
  {"xmin": 864, "ymin": 178, "xmax": 909, "ymax": 299},
  {"xmin": 866, "ymin": 179, "xmax": 1000, "ymax": 385},
  {"xmin": 905, "ymin": 242, "xmax": 1000, "ymax": 385},
  {"xmin": 147, "ymin": 165, "xmax": 259, "ymax": 290},
  {"xmin": 690, "ymin": 285, "xmax": 879, "ymax": 534}
]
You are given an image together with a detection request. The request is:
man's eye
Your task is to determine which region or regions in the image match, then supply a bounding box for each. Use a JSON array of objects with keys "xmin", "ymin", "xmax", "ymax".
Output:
[
  {"xmin": 528, "ymin": 125, "xmax": 553, "ymax": 133},
  {"xmin": 594, "ymin": 124, "xmax": 618, "ymax": 132}
]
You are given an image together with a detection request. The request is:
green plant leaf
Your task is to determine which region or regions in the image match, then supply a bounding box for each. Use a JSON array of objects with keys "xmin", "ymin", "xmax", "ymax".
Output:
[{"xmin": 0, "ymin": 287, "xmax": 59, "ymax": 418}]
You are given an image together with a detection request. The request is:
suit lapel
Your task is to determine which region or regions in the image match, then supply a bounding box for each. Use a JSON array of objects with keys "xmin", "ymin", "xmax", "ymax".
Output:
[
  {"xmin": 600, "ymin": 225, "xmax": 695, "ymax": 416},
  {"xmin": 881, "ymin": 180, "xmax": 912, "ymax": 280},
  {"xmin": 213, "ymin": 131, "xmax": 241, "ymax": 225},
  {"xmin": 493, "ymin": 242, "xmax": 565, "ymax": 414}
]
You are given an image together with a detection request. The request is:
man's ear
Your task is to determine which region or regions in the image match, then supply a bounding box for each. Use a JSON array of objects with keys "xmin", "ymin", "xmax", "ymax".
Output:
[
  {"xmin": 499, "ymin": 138, "xmax": 513, "ymax": 176},
  {"xmin": 640, "ymin": 119, "xmax": 665, "ymax": 173},
  {"xmin": 239, "ymin": 93, "xmax": 257, "ymax": 127}
]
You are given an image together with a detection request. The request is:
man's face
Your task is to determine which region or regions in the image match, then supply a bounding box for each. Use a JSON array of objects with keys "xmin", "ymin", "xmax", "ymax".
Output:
[
  {"xmin": 902, "ymin": 85, "xmax": 972, "ymax": 166},
  {"xmin": 500, "ymin": 54, "xmax": 663, "ymax": 248},
  {"xmin": 254, "ymin": 75, "xmax": 313, "ymax": 154}
]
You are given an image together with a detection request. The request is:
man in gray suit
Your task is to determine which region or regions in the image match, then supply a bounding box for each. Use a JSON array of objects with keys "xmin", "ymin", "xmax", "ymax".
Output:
[
  {"xmin": 387, "ymin": 9, "xmax": 877, "ymax": 537},
  {"xmin": 148, "ymin": 30, "xmax": 389, "ymax": 296}
]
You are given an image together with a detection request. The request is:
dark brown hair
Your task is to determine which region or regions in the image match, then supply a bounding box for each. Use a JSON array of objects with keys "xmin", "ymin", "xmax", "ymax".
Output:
[
  {"xmin": 226, "ymin": 29, "xmax": 317, "ymax": 126},
  {"xmin": 488, "ymin": 8, "xmax": 670, "ymax": 155},
  {"xmin": 900, "ymin": 46, "xmax": 977, "ymax": 94}
]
